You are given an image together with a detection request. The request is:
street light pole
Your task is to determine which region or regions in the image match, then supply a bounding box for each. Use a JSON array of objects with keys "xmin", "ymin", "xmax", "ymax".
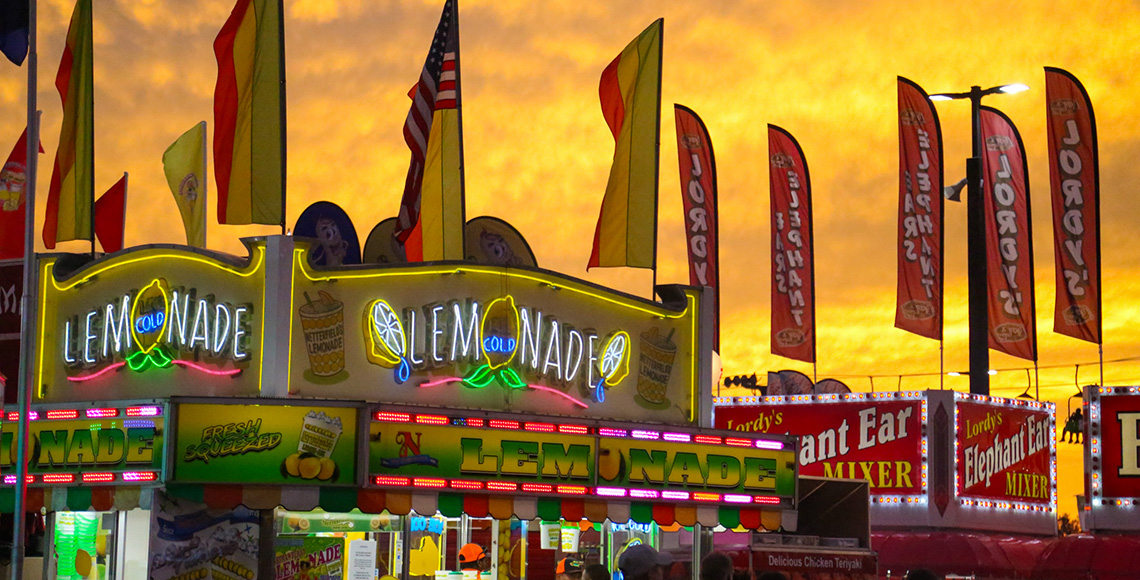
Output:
[{"xmin": 930, "ymin": 83, "xmax": 1028, "ymax": 396}]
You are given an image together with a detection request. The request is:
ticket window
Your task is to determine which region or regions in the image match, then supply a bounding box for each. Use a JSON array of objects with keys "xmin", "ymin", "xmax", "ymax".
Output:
[
  {"xmin": 607, "ymin": 521, "xmax": 658, "ymax": 580},
  {"xmin": 48, "ymin": 511, "xmax": 117, "ymax": 580},
  {"xmin": 276, "ymin": 508, "xmax": 406, "ymax": 579}
]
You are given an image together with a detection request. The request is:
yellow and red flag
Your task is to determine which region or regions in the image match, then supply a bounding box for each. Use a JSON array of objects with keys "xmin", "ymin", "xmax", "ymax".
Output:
[
  {"xmin": 588, "ymin": 19, "xmax": 663, "ymax": 270},
  {"xmin": 163, "ymin": 121, "xmax": 208, "ymax": 248},
  {"xmin": 213, "ymin": 0, "xmax": 284, "ymax": 226},
  {"xmin": 0, "ymin": 128, "xmax": 44, "ymax": 259},
  {"xmin": 43, "ymin": 0, "xmax": 94, "ymax": 250},
  {"xmin": 394, "ymin": 0, "xmax": 465, "ymax": 262}
]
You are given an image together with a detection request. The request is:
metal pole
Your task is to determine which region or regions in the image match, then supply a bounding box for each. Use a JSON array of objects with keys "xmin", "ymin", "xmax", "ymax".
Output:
[
  {"xmin": 12, "ymin": 0, "xmax": 39, "ymax": 576},
  {"xmin": 966, "ymin": 86, "xmax": 989, "ymax": 396}
]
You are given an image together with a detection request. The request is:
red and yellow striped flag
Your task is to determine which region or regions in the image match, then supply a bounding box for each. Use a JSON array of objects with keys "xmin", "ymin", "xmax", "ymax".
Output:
[
  {"xmin": 42, "ymin": 0, "xmax": 94, "ymax": 249},
  {"xmin": 588, "ymin": 19, "xmax": 663, "ymax": 270},
  {"xmin": 213, "ymin": 0, "xmax": 284, "ymax": 226}
]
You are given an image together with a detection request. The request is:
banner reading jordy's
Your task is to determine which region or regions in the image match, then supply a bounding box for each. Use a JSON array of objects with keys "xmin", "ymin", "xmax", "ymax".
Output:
[
  {"xmin": 980, "ymin": 107, "xmax": 1037, "ymax": 361},
  {"xmin": 895, "ymin": 77, "xmax": 943, "ymax": 340},
  {"xmin": 1045, "ymin": 67, "xmax": 1101, "ymax": 344},
  {"xmin": 674, "ymin": 104, "xmax": 720, "ymax": 350},
  {"xmin": 768, "ymin": 125, "xmax": 815, "ymax": 363}
]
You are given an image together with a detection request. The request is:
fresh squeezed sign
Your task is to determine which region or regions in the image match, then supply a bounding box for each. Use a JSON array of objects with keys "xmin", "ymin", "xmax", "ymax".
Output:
[
  {"xmin": 370, "ymin": 422, "xmax": 594, "ymax": 485},
  {"xmin": 174, "ymin": 403, "xmax": 357, "ymax": 486},
  {"xmin": 36, "ymin": 246, "xmax": 266, "ymax": 402},
  {"xmin": 716, "ymin": 400, "xmax": 923, "ymax": 494},
  {"xmin": 0, "ymin": 416, "xmax": 163, "ymax": 478},
  {"xmin": 596, "ymin": 436, "xmax": 795, "ymax": 497},
  {"xmin": 292, "ymin": 255, "xmax": 701, "ymax": 425},
  {"xmin": 956, "ymin": 400, "xmax": 1053, "ymax": 503}
]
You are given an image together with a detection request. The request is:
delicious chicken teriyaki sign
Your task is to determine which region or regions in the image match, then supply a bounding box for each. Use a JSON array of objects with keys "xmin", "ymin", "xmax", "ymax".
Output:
[
  {"xmin": 290, "ymin": 258, "xmax": 705, "ymax": 425},
  {"xmin": 715, "ymin": 393, "xmax": 925, "ymax": 496}
]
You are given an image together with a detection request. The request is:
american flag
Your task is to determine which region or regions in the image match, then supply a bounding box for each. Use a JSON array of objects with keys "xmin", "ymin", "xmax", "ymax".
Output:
[{"xmin": 396, "ymin": 0, "xmax": 459, "ymax": 244}]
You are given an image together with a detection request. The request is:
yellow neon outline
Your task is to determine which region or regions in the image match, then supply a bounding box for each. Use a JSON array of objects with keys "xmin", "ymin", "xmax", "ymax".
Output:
[
  {"xmin": 37, "ymin": 246, "xmax": 268, "ymax": 400},
  {"xmin": 297, "ymin": 259, "xmax": 687, "ymax": 319},
  {"xmin": 481, "ymin": 295, "xmax": 520, "ymax": 370},
  {"xmin": 689, "ymin": 292, "xmax": 697, "ymax": 423},
  {"xmin": 363, "ymin": 299, "xmax": 407, "ymax": 367},
  {"xmin": 601, "ymin": 331, "xmax": 631, "ymax": 387},
  {"xmin": 128, "ymin": 279, "xmax": 170, "ymax": 355}
]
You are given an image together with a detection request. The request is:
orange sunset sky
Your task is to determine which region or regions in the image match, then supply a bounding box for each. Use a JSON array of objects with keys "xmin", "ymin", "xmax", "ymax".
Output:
[{"xmin": 4, "ymin": 0, "xmax": 1140, "ymax": 519}]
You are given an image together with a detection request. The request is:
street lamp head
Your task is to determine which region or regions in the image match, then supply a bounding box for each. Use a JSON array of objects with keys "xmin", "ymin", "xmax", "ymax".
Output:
[
  {"xmin": 999, "ymin": 83, "xmax": 1030, "ymax": 94},
  {"xmin": 928, "ymin": 94, "xmax": 955, "ymax": 101}
]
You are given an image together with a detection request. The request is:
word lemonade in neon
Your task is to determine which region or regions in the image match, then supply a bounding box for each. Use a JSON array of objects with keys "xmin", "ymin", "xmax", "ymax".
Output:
[
  {"xmin": 364, "ymin": 294, "xmax": 630, "ymax": 405},
  {"xmin": 61, "ymin": 278, "xmax": 252, "ymax": 378}
]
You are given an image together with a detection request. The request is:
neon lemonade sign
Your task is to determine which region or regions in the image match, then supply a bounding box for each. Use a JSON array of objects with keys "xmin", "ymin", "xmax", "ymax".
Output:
[
  {"xmin": 365, "ymin": 295, "xmax": 630, "ymax": 408},
  {"xmin": 63, "ymin": 278, "xmax": 252, "ymax": 381}
]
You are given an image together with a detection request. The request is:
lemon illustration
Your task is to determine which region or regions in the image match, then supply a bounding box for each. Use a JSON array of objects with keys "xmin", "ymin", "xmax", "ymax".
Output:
[
  {"xmin": 598, "ymin": 445, "xmax": 624, "ymax": 481},
  {"xmin": 129, "ymin": 278, "xmax": 171, "ymax": 355},
  {"xmin": 601, "ymin": 331, "xmax": 630, "ymax": 385},
  {"xmin": 318, "ymin": 457, "xmax": 337, "ymax": 480},
  {"xmin": 299, "ymin": 456, "xmax": 322, "ymax": 479},
  {"xmin": 364, "ymin": 299, "xmax": 406, "ymax": 368},
  {"xmin": 284, "ymin": 453, "xmax": 301, "ymax": 477},
  {"xmin": 480, "ymin": 296, "xmax": 520, "ymax": 370},
  {"xmin": 287, "ymin": 516, "xmax": 301, "ymax": 530},
  {"xmin": 298, "ymin": 519, "xmax": 310, "ymax": 531}
]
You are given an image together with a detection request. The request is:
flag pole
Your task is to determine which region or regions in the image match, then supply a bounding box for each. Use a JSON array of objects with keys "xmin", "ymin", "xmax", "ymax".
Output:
[
  {"xmin": 456, "ymin": 0, "xmax": 468, "ymax": 260},
  {"xmin": 11, "ymin": 0, "xmax": 39, "ymax": 576},
  {"xmin": 650, "ymin": 18, "xmax": 663, "ymax": 301},
  {"xmin": 277, "ymin": 0, "xmax": 287, "ymax": 236},
  {"xmin": 200, "ymin": 121, "xmax": 208, "ymax": 249}
]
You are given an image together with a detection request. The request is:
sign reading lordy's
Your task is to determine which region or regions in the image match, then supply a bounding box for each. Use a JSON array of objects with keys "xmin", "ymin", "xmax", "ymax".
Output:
[
  {"xmin": 292, "ymin": 253, "xmax": 704, "ymax": 425},
  {"xmin": 36, "ymin": 245, "xmax": 266, "ymax": 402},
  {"xmin": 956, "ymin": 397, "xmax": 1054, "ymax": 505}
]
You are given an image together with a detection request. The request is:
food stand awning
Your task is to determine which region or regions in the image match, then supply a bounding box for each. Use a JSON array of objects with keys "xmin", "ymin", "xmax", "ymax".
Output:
[
  {"xmin": 872, "ymin": 531, "xmax": 1048, "ymax": 578},
  {"xmin": 1033, "ymin": 533, "xmax": 1140, "ymax": 580}
]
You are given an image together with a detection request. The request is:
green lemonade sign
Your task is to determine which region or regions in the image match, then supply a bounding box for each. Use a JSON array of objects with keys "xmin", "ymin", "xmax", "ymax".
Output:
[
  {"xmin": 175, "ymin": 404, "xmax": 357, "ymax": 485},
  {"xmin": 596, "ymin": 438, "xmax": 796, "ymax": 497},
  {"xmin": 0, "ymin": 417, "xmax": 163, "ymax": 477},
  {"xmin": 370, "ymin": 423, "xmax": 595, "ymax": 485}
]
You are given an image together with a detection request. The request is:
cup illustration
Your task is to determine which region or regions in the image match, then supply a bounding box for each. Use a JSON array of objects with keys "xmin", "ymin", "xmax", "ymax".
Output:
[
  {"xmin": 636, "ymin": 327, "xmax": 676, "ymax": 408},
  {"xmin": 299, "ymin": 290, "xmax": 346, "ymax": 377}
]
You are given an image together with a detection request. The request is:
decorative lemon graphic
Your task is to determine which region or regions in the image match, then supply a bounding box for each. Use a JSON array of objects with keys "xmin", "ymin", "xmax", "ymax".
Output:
[
  {"xmin": 318, "ymin": 457, "xmax": 337, "ymax": 480},
  {"xmin": 127, "ymin": 278, "xmax": 174, "ymax": 371},
  {"xmin": 284, "ymin": 453, "xmax": 301, "ymax": 477},
  {"xmin": 363, "ymin": 299, "xmax": 412, "ymax": 383},
  {"xmin": 463, "ymin": 295, "xmax": 526, "ymax": 389},
  {"xmin": 597, "ymin": 445, "xmax": 624, "ymax": 482},
  {"xmin": 592, "ymin": 331, "xmax": 630, "ymax": 402},
  {"xmin": 299, "ymin": 456, "xmax": 322, "ymax": 479}
]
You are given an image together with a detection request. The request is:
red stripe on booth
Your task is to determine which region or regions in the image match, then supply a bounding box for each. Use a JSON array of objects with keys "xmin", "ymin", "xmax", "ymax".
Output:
[
  {"xmin": 739, "ymin": 508, "xmax": 761, "ymax": 530},
  {"xmin": 463, "ymin": 494, "xmax": 489, "ymax": 518},
  {"xmin": 653, "ymin": 503, "xmax": 676, "ymax": 526},
  {"xmin": 203, "ymin": 485, "xmax": 243, "ymax": 509},
  {"xmin": 357, "ymin": 489, "xmax": 386, "ymax": 514},
  {"xmin": 561, "ymin": 499, "xmax": 584, "ymax": 521},
  {"xmin": 90, "ymin": 487, "xmax": 115, "ymax": 511}
]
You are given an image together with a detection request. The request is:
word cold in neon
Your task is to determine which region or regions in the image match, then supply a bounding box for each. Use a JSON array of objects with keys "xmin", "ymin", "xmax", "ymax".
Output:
[{"xmin": 482, "ymin": 336, "xmax": 516, "ymax": 354}]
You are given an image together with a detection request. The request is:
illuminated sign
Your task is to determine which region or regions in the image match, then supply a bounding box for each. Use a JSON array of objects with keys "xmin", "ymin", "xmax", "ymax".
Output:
[
  {"xmin": 369, "ymin": 410, "xmax": 795, "ymax": 506},
  {"xmin": 1089, "ymin": 388, "xmax": 1140, "ymax": 500},
  {"xmin": 369, "ymin": 419, "xmax": 595, "ymax": 487},
  {"xmin": 594, "ymin": 432, "xmax": 796, "ymax": 500},
  {"xmin": 293, "ymin": 253, "xmax": 703, "ymax": 425},
  {"xmin": 35, "ymin": 246, "xmax": 266, "ymax": 402},
  {"xmin": 173, "ymin": 403, "xmax": 358, "ymax": 486},
  {"xmin": 716, "ymin": 394, "xmax": 925, "ymax": 496},
  {"xmin": 0, "ymin": 405, "xmax": 164, "ymax": 485},
  {"xmin": 955, "ymin": 398, "xmax": 1054, "ymax": 506}
]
